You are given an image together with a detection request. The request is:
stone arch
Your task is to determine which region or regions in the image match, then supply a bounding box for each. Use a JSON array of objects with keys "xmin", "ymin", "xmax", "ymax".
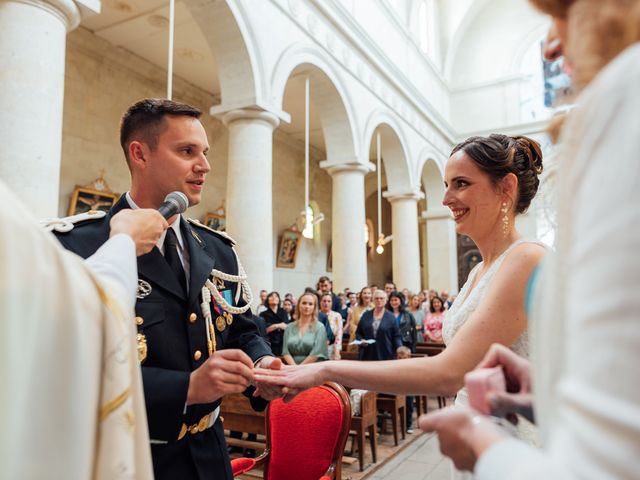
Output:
[
  {"xmin": 443, "ymin": 0, "xmax": 493, "ymax": 81},
  {"xmin": 362, "ymin": 111, "xmax": 414, "ymax": 194},
  {"xmin": 271, "ymin": 43, "xmax": 359, "ymax": 162},
  {"xmin": 184, "ymin": 0, "xmax": 262, "ymax": 107},
  {"xmin": 417, "ymin": 154, "xmax": 445, "ymax": 210},
  {"xmin": 445, "ymin": 0, "xmax": 547, "ymax": 83}
]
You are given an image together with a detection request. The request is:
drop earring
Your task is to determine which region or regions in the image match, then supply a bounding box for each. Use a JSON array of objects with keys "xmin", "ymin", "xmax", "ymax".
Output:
[{"xmin": 501, "ymin": 202, "xmax": 509, "ymax": 237}]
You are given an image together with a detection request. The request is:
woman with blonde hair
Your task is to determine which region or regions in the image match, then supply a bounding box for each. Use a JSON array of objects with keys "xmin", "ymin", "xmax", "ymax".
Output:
[
  {"xmin": 345, "ymin": 286, "xmax": 373, "ymax": 352},
  {"xmin": 281, "ymin": 292, "xmax": 328, "ymax": 366},
  {"xmin": 419, "ymin": 1, "xmax": 640, "ymax": 478}
]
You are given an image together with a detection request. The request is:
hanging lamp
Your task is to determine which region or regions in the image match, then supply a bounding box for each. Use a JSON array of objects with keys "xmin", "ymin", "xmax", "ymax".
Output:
[
  {"xmin": 376, "ymin": 130, "xmax": 392, "ymax": 254},
  {"xmin": 300, "ymin": 75, "xmax": 324, "ymax": 239},
  {"xmin": 166, "ymin": 0, "xmax": 175, "ymax": 99}
]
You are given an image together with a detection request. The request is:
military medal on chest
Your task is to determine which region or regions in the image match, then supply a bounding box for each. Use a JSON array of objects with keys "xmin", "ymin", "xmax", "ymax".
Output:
[{"xmin": 215, "ymin": 315, "xmax": 227, "ymax": 332}]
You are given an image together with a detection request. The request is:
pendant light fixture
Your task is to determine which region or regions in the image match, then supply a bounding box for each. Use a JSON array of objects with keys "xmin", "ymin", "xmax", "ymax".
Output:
[
  {"xmin": 301, "ymin": 75, "xmax": 324, "ymax": 239},
  {"xmin": 376, "ymin": 130, "xmax": 392, "ymax": 254},
  {"xmin": 167, "ymin": 0, "xmax": 175, "ymax": 99}
]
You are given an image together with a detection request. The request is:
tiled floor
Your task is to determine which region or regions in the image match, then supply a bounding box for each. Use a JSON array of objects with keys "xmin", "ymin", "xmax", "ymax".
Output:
[{"xmin": 365, "ymin": 433, "xmax": 450, "ymax": 480}]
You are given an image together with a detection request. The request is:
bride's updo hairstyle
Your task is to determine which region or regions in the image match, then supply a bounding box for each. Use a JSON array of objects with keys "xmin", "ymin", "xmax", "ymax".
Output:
[{"xmin": 450, "ymin": 134, "xmax": 544, "ymax": 214}]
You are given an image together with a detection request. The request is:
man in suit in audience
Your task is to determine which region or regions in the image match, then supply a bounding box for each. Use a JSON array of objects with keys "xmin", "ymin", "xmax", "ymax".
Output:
[{"xmin": 317, "ymin": 276, "xmax": 341, "ymax": 313}]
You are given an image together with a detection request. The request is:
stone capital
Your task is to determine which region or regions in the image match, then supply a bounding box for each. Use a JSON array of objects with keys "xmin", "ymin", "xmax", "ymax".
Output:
[
  {"xmin": 383, "ymin": 189, "xmax": 424, "ymax": 203},
  {"xmin": 220, "ymin": 108, "xmax": 280, "ymax": 130},
  {"xmin": 16, "ymin": 0, "xmax": 100, "ymax": 30},
  {"xmin": 320, "ymin": 160, "xmax": 375, "ymax": 176},
  {"xmin": 422, "ymin": 207, "xmax": 452, "ymax": 221}
]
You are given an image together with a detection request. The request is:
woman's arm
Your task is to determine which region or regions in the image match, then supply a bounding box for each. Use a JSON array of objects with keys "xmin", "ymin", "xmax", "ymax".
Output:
[
  {"xmin": 265, "ymin": 324, "xmax": 280, "ymax": 334},
  {"xmin": 281, "ymin": 327, "xmax": 295, "ymax": 365},
  {"xmin": 257, "ymin": 243, "xmax": 544, "ymax": 396},
  {"xmin": 300, "ymin": 355, "xmax": 318, "ymax": 365},
  {"xmin": 282, "ymin": 355, "xmax": 296, "ymax": 366}
]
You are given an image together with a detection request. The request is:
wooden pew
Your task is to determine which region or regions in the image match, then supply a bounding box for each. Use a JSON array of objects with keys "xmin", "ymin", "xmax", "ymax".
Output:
[
  {"xmin": 349, "ymin": 390, "xmax": 377, "ymax": 472},
  {"xmin": 220, "ymin": 393, "xmax": 266, "ymax": 451}
]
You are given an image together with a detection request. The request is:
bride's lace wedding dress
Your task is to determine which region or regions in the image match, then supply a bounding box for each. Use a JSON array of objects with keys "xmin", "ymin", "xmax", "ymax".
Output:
[{"xmin": 442, "ymin": 239, "xmax": 542, "ymax": 479}]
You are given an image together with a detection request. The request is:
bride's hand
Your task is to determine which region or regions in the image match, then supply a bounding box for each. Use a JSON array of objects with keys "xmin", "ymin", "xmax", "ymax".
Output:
[{"xmin": 253, "ymin": 362, "xmax": 327, "ymax": 402}]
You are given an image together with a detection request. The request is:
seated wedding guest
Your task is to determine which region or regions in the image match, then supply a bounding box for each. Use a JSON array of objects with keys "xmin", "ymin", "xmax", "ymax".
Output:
[
  {"xmin": 338, "ymin": 292, "xmax": 349, "ymax": 321},
  {"xmin": 346, "ymin": 286, "xmax": 373, "ymax": 351},
  {"xmin": 347, "ymin": 291, "xmax": 358, "ymax": 309},
  {"xmin": 419, "ymin": 1, "xmax": 640, "ymax": 478},
  {"xmin": 423, "ymin": 295, "xmax": 446, "ymax": 343},
  {"xmin": 321, "ymin": 293, "xmax": 344, "ymax": 360},
  {"xmin": 255, "ymin": 289, "xmax": 268, "ymax": 315},
  {"xmin": 282, "ymin": 297, "xmax": 294, "ymax": 322},
  {"xmin": 260, "ymin": 291, "xmax": 289, "ymax": 357},
  {"xmin": 408, "ymin": 294, "xmax": 426, "ymax": 337},
  {"xmin": 282, "ymin": 292, "xmax": 328, "ymax": 365},
  {"xmin": 384, "ymin": 282, "xmax": 396, "ymax": 296},
  {"xmin": 440, "ymin": 291, "xmax": 452, "ymax": 310},
  {"xmin": 387, "ymin": 291, "xmax": 418, "ymax": 352},
  {"xmin": 344, "ymin": 291, "xmax": 358, "ymax": 332},
  {"xmin": 356, "ymin": 290, "xmax": 402, "ymax": 361},
  {"xmin": 255, "ymin": 133, "xmax": 546, "ymax": 461},
  {"xmin": 397, "ymin": 346, "xmax": 416, "ymax": 433}
]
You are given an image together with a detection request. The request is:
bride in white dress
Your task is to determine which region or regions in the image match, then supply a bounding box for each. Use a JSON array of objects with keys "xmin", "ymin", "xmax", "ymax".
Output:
[{"xmin": 253, "ymin": 134, "xmax": 547, "ymax": 470}]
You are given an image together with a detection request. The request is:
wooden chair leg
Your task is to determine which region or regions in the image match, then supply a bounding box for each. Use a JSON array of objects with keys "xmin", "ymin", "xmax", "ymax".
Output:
[
  {"xmin": 391, "ymin": 409, "xmax": 399, "ymax": 446},
  {"xmin": 368, "ymin": 424, "xmax": 377, "ymax": 464},
  {"xmin": 400, "ymin": 405, "xmax": 406, "ymax": 440},
  {"xmin": 357, "ymin": 425, "xmax": 365, "ymax": 471}
]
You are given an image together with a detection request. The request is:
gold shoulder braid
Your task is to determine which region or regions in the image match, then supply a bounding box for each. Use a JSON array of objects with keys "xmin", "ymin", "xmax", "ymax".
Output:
[{"xmin": 200, "ymin": 247, "xmax": 252, "ymax": 356}]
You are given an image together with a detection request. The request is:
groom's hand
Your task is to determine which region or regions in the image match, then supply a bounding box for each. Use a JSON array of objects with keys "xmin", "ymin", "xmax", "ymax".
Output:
[{"xmin": 253, "ymin": 356, "xmax": 287, "ymax": 400}]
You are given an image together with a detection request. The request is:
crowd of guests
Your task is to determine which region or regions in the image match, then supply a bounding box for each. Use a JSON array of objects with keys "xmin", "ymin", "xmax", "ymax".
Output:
[{"xmin": 253, "ymin": 278, "xmax": 454, "ymax": 364}]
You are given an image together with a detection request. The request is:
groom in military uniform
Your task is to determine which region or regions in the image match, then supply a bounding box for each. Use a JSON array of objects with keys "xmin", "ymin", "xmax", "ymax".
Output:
[{"xmin": 55, "ymin": 98, "xmax": 282, "ymax": 480}]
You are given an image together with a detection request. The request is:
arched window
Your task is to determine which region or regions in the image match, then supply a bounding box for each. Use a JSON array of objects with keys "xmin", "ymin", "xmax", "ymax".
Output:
[{"xmin": 416, "ymin": 0, "xmax": 440, "ymax": 66}]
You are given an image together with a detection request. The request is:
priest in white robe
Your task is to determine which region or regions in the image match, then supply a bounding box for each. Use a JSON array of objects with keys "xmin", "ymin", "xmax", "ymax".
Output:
[{"xmin": 0, "ymin": 180, "xmax": 167, "ymax": 479}]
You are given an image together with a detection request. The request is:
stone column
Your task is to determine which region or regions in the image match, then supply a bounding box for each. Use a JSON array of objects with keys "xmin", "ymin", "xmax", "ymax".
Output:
[
  {"xmin": 320, "ymin": 161, "xmax": 373, "ymax": 292},
  {"xmin": 0, "ymin": 0, "xmax": 98, "ymax": 217},
  {"xmin": 222, "ymin": 109, "xmax": 279, "ymax": 304},
  {"xmin": 422, "ymin": 207, "xmax": 459, "ymax": 294},
  {"xmin": 384, "ymin": 190, "xmax": 423, "ymax": 292}
]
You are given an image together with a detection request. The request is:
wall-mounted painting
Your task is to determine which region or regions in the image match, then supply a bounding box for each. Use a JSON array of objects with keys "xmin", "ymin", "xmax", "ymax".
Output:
[
  {"xmin": 203, "ymin": 212, "xmax": 226, "ymax": 232},
  {"xmin": 276, "ymin": 229, "xmax": 302, "ymax": 268},
  {"xmin": 68, "ymin": 180, "xmax": 118, "ymax": 215}
]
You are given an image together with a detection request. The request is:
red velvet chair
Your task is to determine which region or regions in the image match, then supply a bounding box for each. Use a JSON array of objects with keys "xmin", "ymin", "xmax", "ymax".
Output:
[{"xmin": 231, "ymin": 382, "xmax": 351, "ymax": 480}]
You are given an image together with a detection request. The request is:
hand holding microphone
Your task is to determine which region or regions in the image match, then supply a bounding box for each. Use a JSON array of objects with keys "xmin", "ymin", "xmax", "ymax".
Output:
[{"xmin": 110, "ymin": 191, "xmax": 189, "ymax": 256}]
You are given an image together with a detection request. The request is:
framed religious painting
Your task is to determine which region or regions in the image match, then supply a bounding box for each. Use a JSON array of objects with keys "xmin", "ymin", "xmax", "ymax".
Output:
[
  {"xmin": 203, "ymin": 212, "xmax": 226, "ymax": 232},
  {"xmin": 276, "ymin": 229, "xmax": 301, "ymax": 268},
  {"xmin": 68, "ymin": 186, "xmax": 118, "ymax": 216}
]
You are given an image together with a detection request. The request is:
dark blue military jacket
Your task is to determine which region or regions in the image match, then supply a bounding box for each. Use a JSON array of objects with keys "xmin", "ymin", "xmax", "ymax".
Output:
[{"xmin": 54, "ymin": 195, "xmax": 272, "ymax": 480}]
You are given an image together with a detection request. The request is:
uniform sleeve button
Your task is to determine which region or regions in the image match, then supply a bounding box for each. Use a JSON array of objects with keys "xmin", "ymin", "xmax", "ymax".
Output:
[{"xmin": 194, "ymin": 350, "xmax": 202, "ymax": 361}]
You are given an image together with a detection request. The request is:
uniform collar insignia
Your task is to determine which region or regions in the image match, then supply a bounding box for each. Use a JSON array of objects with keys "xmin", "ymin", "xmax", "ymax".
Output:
[
  {"xmin": 137, "ymin": 279, "xmax": 152, "ymax": 299},
  {"xmin": 190, "ymin": 228, "xmax": 205, "ymax": 247}
]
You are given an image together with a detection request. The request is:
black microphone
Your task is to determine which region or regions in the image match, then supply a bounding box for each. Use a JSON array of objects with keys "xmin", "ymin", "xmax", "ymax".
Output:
[{"xmin": 157, "ymin": 191, "xmax": 189, "ymax": 219}]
